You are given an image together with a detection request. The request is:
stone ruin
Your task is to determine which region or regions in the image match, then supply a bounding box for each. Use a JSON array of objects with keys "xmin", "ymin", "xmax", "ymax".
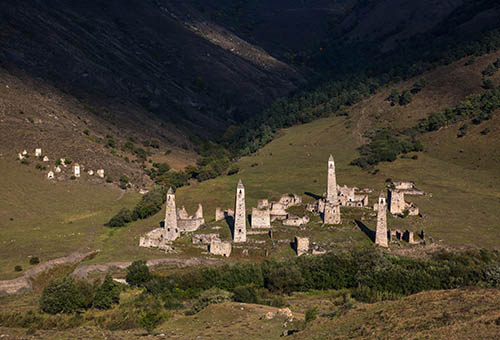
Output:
[
  {"xmin": 43, "ymin": 156, "xmax": 49, "ymax": 162},
  {"xmin": 283, "ymin": 214, "xmax": 310, "ymax": 227},
  {"xmin": 233, "ymin": 179, "xmax": 247, "ymax": 243},
  {"xmin": 338, "ymin": 185, "xmax": 369, "ymax": 207},
  {"xmin": 192, "ymin": 233, "xmax": 220, "ymax": 244},
  {"xmin": 251, "ymin": 200, "xmax": 271, "ymax": 228},
  {"xmin": 306, "ymin": 155, "xmax": 341, "ymax": 225},
  {"xmin": 47, "ymin": 171, "xmax": 54, "ymax": 180},
  {"xmin": 97, "ymin": 169, "xmax": 105, "ymax": 178},
  {"xmin": 215, "ymin": 207, "xmax": 234, "ymax": 222},
  {"xmin": 177, "ymin": 204, "xmax": 205, "ymax": 232},
  {"xmin": 391, "ymin": 181, "xmax": 424, "ymax": 195},
  {"xmin": 375, "ymin": 192, "xmax": 388, "ymax": 247},
  {"xmin": 139, "ymin": 228, "xmax": 172, "ymax": 252},
  {"xmin": 136, "ymin": 154, "xmax": 429, "ymax": 257},
  {"xmin": 294, "ymin": 236, "xmax": 309, "ymax": 256},
  {"xmin": 164, "ymin": 187, "xmax": 180, "ymax": 241},
  {"xmin": 73, "ymin": 163, "xmax": 81, "ymax": 178},
  {"xmin": 389, "ymin": 229, "xmax": 419, "ymax": 245},
  {"xmin": 55, "ymin": 166, "xmax": 62, "ymax": 173},
  {"xmin": 387, "ymin": 188, "xmax": 420, "ymax": 216},
  {"xmin": 88, "ymin": 170, "xmax": 94, "ymax": 176},
  {"xmin": 209, "ymin": 239, "xmax": 232, "ymax": 257},
  {"xmin": 35, "ymin": 148, "xmax": 42, "ymax": 157},
  {"xmin": 140, "ymin": 187, "xmax": 206, "ymax": 249}
]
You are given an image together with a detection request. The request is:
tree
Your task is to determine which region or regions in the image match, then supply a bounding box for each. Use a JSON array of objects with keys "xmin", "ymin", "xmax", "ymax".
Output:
[
  {"xmin": 138, "ymin": 308, "xmax": 166, "ymax": 335},
  {"xmin": 93, "ymin": 274, "xmax": 120, "ymax": 310},
  {"xmin": 126, "ymin": 260, "xmax": 152, "ymax": 287},
  {"xmin": 119, "ymin": 175, "xmax": 130, "ymax": 189},
  {"xmin": 40, "ymin": 277, "xmax": 83, "ymax": 314}
]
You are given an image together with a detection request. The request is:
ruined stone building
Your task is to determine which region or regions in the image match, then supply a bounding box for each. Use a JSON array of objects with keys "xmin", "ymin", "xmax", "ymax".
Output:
[
  {"xmin": 164, "ymin": 187, "xmax": 180, "ymax": 241},
  {"xmin": 251, "ymin": 200, "xmax": 271, "ymax": 228},
  {"xmin": 47, "ymin": 171, "xmax": 54, "ymax": 180},
  {"xmin": 388, "ymin": 189, "xmax": 419, "ymax": 216},
  {"xmin": 282, "ymin": 215, "xmax": 309, "ymax": 227},
  {"xmin": 177, "ymin": 204, "xmax": 205, "ymax": 232},
  {"xmin": 233, "ymin": 180, "xmax": 247, "ymax": 243},
  {"xmin": 375, "ymin": 193, "xmax": 388, "ymax": 247},
  {"xmin": 338, "ymin": 185, "xmax": 369, "ymax": 207},
  {"xmin": 192, "ymin": 233, "xmax": 220, "ymax": 244},
  {"xmin": 35, "ymin": 148, "xmax": 42, "ymax": 157},
  {"xmin": 294, "ymin": 236, "xmax": 309, "ymax": 256},
  {"xmin": 209, "ymin": 239, "xmax": 232, "ymax": 257},
  {"xmin": 73, "ymin": 163, "xmax": 80, "ymax": 178},
  {"xmin": 215, "ymin": 207, "xmax": 234, "ymax": 222},
  {"xmin": 97, "ymin": 169, "xmax": 105, "ymax": 178}
]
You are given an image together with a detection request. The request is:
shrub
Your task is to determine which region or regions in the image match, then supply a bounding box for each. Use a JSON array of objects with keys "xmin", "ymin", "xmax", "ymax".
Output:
[
  {"xmin": 188, "ymin": 288, "xmax": 233, "ymax": 314},
  {"xmin": 64, "ymin": 158, "xmax": 72, "ymax": 165},
  {"xmin": 232, "ymin": 284, "xmax": 259, "ymax": 304},
  {"xmin": 29, "ymin": 257, "xmax": 40, "ymax": 265},
  {"xmin": 119, "ymin": 175, "xmax": 129, "ymax": 190},
  {"xmin": 105, "ymin": 176, "xmax": 113, "ymax": 183},
  {"xmin": 304, "ymin": 307, "xmax": 319, "ymax": 328},
  {"xmin": 93, "ymin": 274, "xmax": 120, "ymax": 310},
  {"xmin": 126, "ymin": 260, "xmax": 152, "ymax": 287},
  {"xmin": 106, "ymin": 208, "xmax": 132, "ymax": 228},
  {"xmin": 40, "ymin": 278, "xmax": 84, "ymax": 314},
  {"xmin": 137, "ymin": 308, "xmax": 166, "ymax": 335},
  {"xmin": 480, "ymin": 128, "xmax": 490, "ymax": 135},
  {"xmin": 83, "ymin": 129, "xmax": 89, "ymax": 136},
  {"xmin": 14, "ymin": 265, "xmax": 22, "ymax": 272}
]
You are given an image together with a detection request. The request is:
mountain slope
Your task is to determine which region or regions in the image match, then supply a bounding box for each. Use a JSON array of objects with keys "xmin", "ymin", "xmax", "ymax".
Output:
[{"xmin": 0, "ymin": 0, "xmax": 302, "ymax": 136}]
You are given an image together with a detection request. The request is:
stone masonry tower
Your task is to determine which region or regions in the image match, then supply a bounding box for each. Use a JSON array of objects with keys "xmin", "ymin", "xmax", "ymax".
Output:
[
  {"xmin": 375, "ymin": 192, "xmax": 388, "ymax": 247},
  {"xmin": 326, "ymin": 154, "xmax": 338, "ymax": 203},
  {"xmin": 323, "ymin": 155, "xmax": 341, "ymax": 224},
  {"xmin": 233, "ymin": 179, "xmax": 247, "ymax": 243},
  {"xmin": 164, "ymin": 187, "xmax": 179, "ymax": 241}
]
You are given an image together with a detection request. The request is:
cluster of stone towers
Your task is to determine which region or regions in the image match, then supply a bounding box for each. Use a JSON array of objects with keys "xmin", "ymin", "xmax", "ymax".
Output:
[{"xmin": 323, "ymin": 155, "xmax": 341, "ymax": 224}]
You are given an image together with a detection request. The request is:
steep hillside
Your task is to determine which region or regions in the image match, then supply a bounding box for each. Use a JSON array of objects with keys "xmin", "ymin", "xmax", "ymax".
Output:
[{"xmin": 0, "ymin": 0, "xmax": 302, "ymax": 136}]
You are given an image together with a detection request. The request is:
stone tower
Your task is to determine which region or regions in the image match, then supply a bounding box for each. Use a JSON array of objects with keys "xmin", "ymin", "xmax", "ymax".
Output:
[
  {"xmin": 164, "ymin": 187, "xmax": 179, "ymax": 241},
  {"xmin": 323, "ymin": 202, "xmax": 341, "ymax": 224},
  {"xmin": 388, "ymin": 189, "xmax": 405, "ymax": 215},
  {"xmin": 326, "ymin": 154, "xmax": 338, "ymax": 203},
  {"xmin": 323, "ymin": 155, "xmax": 341, "ymax": 224},
  {"xmin": 375, "ymin": 192, "xmax": 388, "ymax": 247},
  {"xmin": 233, "ymin": 179, "xmax": 247, "ymax": 243}
]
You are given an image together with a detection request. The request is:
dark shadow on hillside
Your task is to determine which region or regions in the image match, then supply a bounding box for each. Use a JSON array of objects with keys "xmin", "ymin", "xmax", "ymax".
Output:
[
  {"xmin": 355, "ymin": 219, "xmax": 375, "ymax": 243},
  {"xmin": 304, "ymin": 192, "xmax": 323, "ymax": 200},
  {"xmin": 225, "ymin": 214, "xmax": 235, "ymax": 239},
  {"xmin": 159, "ymin": 221, "xmax": 165, "ymax": 228}
]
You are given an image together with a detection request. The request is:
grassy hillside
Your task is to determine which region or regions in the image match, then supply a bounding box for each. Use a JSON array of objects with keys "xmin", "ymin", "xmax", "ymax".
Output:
[
  {"xmin": 1, "ymin": 288, "xmax": 498, "ymax": 339},
  {"xmin": 1, "ymin": 52, "xmax": 499, "ymax": 282}
]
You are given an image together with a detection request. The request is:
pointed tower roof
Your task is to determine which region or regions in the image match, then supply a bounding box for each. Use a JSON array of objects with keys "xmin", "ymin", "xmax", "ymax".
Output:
[
  {"xmin": 329, "ymin": 154, "xmax": 334, "ymax": 162},
  {"xmin": 167, "ymin": 187, "xmax": 174, "ymax": 195},
  {"xmin": 237, "ymin": 179, "xmax": 244, "ymax": 188}
]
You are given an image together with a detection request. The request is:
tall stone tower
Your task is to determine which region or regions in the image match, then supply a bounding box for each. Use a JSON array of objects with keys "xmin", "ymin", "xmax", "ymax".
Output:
[
  {"xmin": 323, "ymin": 154, "xmax": 341, "ymax": 224},
  {"xmin": 326, "ymin": 155, "xmax": 338, "ymax": 203},
  {"xmin": 233, "ymin": 179, "xmax": 247, "ymax": 243},
  {"xmin": 164, "ymin": 187, "xmax": 179, "ymax": 241},
  {"xmin": 375, "ymin": 192, "xmax": 388, "ymax": 247}
]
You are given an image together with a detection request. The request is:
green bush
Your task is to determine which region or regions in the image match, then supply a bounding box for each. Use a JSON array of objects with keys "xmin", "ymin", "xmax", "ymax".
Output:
[
  {"xmin": 188, "ymin": 288, "xmax": 233, "ymax": 314},
  {"xmin": 106, "ymin": 208, "xmax": 132, "ymax": 228},
  {"xmin": 14, "ymin": 265, "xmax": 22, "ymax": 272},
  {"xmin": 40, "ymin": 278, "xmax": 84, "ymax": 314},
  {"xmin": 93, "ymin": 274, "xmax": 120, "ymax": 310},
  {"xmin": 29, "ymin": 257, "xmax": 40, "ymax": 265},
  {"xmin": 126, "ymin": 260, "xmax": 152, "ymax": 287}
]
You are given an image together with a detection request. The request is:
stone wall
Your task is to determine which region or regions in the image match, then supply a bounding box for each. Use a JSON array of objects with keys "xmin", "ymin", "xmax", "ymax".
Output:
[
  {"xmin": 283, "ymin": 215, "xmax": 310, "ymax": 226},
  {"xmin": 294, "ymin": 236, "xmax": 309, "ymax": 256},
  {"xmin": 192, "ymin": 233, "xmax": 220, "ymax": 244},
  {"xmin": 251, "ymin": 207, "xmax": 271, "ymax": 228},
  {"xmin": 209, "ymin": 239, "xmax": 232, "ymax": 257}
]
